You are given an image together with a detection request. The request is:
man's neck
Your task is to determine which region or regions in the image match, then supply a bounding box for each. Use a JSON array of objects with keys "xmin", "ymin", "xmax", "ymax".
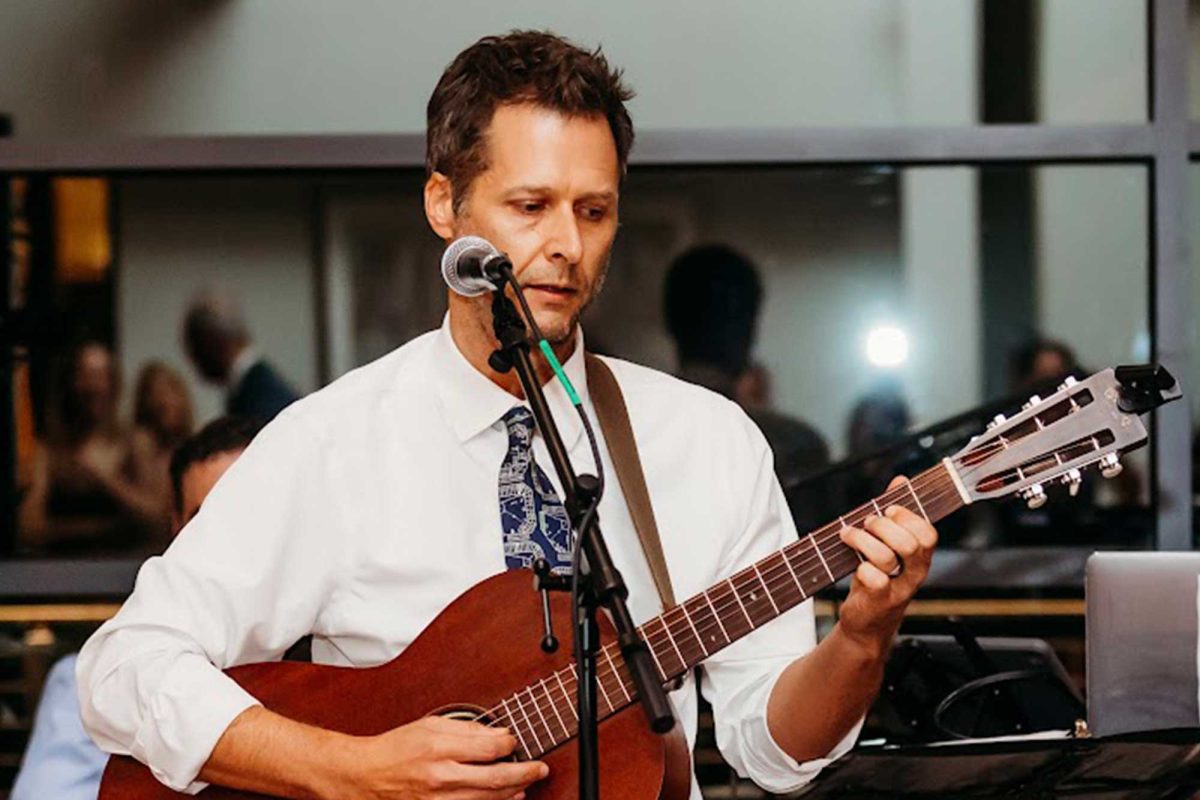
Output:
[{"xmin": 447, "ymin": 300, "xmax": 576, "ymax": 399}]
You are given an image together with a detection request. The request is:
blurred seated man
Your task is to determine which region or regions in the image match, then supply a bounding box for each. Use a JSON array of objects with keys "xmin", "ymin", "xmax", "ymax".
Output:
[
  {"xmin": 663, "ymin": 244, "xmax": 831, "ymax": 531},
  {"xmin": 183, "ymin": 291, "xmax": 299, "ymax": 422},
  {"xmin": 18, "ymin": 342, "xmax": 165, "ymax": 555},
  {"xmin": 10, "ymin": 416, "xmax": 264, "ymax": 800}
]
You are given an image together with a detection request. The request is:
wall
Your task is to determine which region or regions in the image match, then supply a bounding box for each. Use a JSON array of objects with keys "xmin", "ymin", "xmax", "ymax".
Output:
[
  {"xmin": 115, "ymin": 177, "xmax": 318, "ymax": 425},
  {"xmin": 0, "ymin": 0, "xmax": 910, "ymax": 137}
]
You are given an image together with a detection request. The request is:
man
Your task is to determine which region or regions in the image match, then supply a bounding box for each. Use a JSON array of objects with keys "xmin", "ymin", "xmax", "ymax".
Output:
[
  {"xmin": 183, "ymin": 292, "xmax": 298, "ymax": 422},
  {"xmin": 12, "ymin": 416, "xmax": 262, "ymax": 800},
  {"xmin": 663, "ymin": 244, "xmax": 831, "ymax": 533},
  {"xmin": 78, "ymin": 32, "xmax": 937, "ymax": 800}
]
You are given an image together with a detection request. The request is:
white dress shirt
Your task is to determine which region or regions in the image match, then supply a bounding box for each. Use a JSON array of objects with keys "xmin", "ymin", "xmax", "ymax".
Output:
[{"xmin": 77, "ymin": 318, "xmax": 861, "ymax": 797}]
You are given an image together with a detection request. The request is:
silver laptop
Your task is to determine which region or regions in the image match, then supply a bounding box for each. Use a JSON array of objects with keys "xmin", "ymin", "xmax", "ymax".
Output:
[{"xmin": 1086, "ymin": 551, "xmax": 1200, "ymax": 736}]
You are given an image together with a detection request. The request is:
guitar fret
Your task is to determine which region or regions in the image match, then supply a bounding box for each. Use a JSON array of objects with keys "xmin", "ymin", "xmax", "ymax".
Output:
[
  {"xmin": 524, "ymin": 687, "xmax": 554, "ymax": 749},
  {"xmin": 840, "ymin": 515, "xmax": 865, "ymax": 562},
  {"xmin": 603, "ymin": 648, "xmax": 632, "ymax": 704},
  {"xmin": 812, "ymin": 537, "xmax": 835, "ymax": 583},
  {"xmin": 540, "ymin": 677, "xmax": 568, "ymax": 739},
  {"xmin": 643, "ymin": 627, "xmax": 667, "ymax": 680},
  {"xmin": 658, "ymin": 617, "xmax": 687, "ymax": 673},
  {"xmin": 678, "ymin": 602, "xmax": 708, "ymax": 657},
  {"xmin": 752, "ymin": 563, "xmax": 779, "ymax": 615},
  {"xmin": 500, "ymin": 698, "xmax": 533, "ymax": 759},
  {"xmin": 515, "ymin": 691, "xmax": 545, "ymax": 754},
  {"xmin": 870, "ymin": 498, "xmax": 882, "ymax": 516},
  {"xmin": 554, "ymin": 671, "xmax": 577, "ymax": 722},
  {"xmin": 729, "ymin": 578, "xmax": 755, "ymax": 629},
  {"xmin": 907, "ymin": 482, "xmax": 930, "ymax": 522},
  {"xmin": 595, "ymin": 667, "xmax": 615, "ymax": 714},
  {"xmin": 781, "ymin": 545, "xmax": 808, "ymax": 600},
  {"xmin": 702, "ymin": 588, "xmax": 731, "ymax": 644}
]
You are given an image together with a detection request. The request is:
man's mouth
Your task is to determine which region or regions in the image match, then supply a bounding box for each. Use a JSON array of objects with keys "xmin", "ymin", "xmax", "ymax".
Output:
[{"xmin": 525, "ymin": 284, "xmax": 577, "ymax": 297}]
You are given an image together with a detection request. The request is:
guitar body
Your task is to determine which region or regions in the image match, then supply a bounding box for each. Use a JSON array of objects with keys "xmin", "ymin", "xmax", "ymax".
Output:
[{"xmin": 98, "ymin": 569, "xmax": 692, "ymax": 799}]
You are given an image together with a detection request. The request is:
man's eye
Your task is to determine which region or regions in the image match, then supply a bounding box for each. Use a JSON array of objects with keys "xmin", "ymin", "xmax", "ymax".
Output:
[
  {"xmin": 518, "ymin": 201, "xmax": 544, "ymax": 214},
  {"xmin": 582, "ymin": 206, "xmax": 607, "ymax": 221}
]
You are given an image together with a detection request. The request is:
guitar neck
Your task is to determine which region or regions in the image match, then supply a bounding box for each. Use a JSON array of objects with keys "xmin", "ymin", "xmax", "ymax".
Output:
[
  {"xmin": 495, "ymin": 462, "xmax": 967, "ymax": 761},
  {"xmin": 638, "ymin": 461, "xmax": 964, "ymax": 681}
]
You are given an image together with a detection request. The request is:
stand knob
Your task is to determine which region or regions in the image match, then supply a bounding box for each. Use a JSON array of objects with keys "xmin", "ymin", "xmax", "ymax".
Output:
[{"xmin": 532, "ymin": 558, "xmax": 562, "ymax": 654}]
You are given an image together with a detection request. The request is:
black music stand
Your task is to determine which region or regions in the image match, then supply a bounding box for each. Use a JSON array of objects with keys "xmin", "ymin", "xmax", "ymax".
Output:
[{"xmin": 796, "ymin": 728, "xmax": 1200, "ymax": 799}]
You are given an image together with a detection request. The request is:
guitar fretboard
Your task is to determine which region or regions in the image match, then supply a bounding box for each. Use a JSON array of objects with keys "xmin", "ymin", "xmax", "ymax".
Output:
[{"xmin": 490, "ymin": 462, "xmax": 965, "ymax": 760}]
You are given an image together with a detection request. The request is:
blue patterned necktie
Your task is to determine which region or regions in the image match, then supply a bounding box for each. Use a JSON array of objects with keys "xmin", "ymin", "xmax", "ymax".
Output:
[{"xmin": 498, "ymin": 406, "xmax": 573, "ymax": 573}]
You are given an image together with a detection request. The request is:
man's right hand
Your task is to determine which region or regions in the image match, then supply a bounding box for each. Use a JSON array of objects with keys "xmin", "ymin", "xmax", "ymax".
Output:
[
  {"xmin": 346, "ymin": 716, "xmax": 549, "ymax": 800},
  {"xmin": 201, "ymin": 706, "xmax": 549, "ymax": 800}
]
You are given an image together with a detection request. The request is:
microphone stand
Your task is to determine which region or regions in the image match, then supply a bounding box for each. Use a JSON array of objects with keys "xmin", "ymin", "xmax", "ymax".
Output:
[{"xmin": 485, "ymin": 268, "xmax": 674, "ymax": 800}]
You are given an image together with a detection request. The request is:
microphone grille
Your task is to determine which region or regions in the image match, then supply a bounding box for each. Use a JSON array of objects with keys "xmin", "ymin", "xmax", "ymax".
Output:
[{"xmin": 441, "ymin": 236, "xmax": 501, "ymax": 297}]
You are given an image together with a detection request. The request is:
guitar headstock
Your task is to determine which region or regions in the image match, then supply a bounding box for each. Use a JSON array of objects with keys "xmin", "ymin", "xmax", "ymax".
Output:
[{"xmin": 949, "ymin": 364, "xmax": 1181, "ymax": 508}]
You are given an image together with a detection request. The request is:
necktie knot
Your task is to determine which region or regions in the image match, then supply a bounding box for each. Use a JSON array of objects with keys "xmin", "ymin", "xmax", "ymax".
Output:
[{"xmin": 502, "ymin": 405, "xmax": 535, "ymax": 437}]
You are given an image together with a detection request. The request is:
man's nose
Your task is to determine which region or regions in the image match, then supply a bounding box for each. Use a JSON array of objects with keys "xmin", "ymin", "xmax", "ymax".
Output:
[{"xmin": 543, "ymin": 204, "xmax": 583, "ymax": 265}]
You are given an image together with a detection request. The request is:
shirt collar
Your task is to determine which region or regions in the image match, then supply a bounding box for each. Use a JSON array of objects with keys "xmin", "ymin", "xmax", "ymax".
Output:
[{"xmin": 431, "ymin": 314, "xmax": 588, "ymax": 448}]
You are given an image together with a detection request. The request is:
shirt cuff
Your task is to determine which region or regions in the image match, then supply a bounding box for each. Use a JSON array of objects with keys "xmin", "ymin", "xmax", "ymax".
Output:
[
  {"xmin": 132, "ymin": 656, "xmax": 261, "ymax": 794},
  {"xmin": 737, "ymin": 661, "xmax": 864, "ymax": 793}
]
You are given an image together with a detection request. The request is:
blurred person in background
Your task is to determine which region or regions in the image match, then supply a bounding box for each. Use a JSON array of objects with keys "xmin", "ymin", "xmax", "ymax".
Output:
[
  {"xmin": 663, "ymin": 244, "xmax": 831, "ymax": 532},
  {"xmin": 17, "ymin": 342, "xmax": 163, "ymax": 555},
  {"xmin": 10, "ymin": 416, "xmax": 265, "ymax": 800},
  {"xmin": 128, "ymin": 361, "xmax": 196, "ymax": 544},
  {"xmin": 182, "ymin": 291, "xmax": 299, "ymax": 422},
  {"xmin": 1009, "ymin": 338, "xmax": 1079, "ymax": 394},
  {"xmin": 841, "ymin": 382, "xmax": 916, "ymax": 506}
]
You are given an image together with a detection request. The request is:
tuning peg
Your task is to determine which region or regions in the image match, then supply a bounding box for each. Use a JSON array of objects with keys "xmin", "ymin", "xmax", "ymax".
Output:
[
  {"xmin": 1021, "ymin": 483, "xmax": 1047, "ymax": 509},
  {"xmin": 1022, "ymin": 394, "xmax": 1042, "ymax": 411},
  {"xmin": 988, "ymin": 413, "xmax": 1007, "ymax": 430},
  {"xmin": 1099, "ymin": 453, "xmax": 1123, "ymax": 479},
  {"xmin": 1058, "ymin": 376, "xmax": 1078, "ymax": 392},
  {"xmin": 1061, "ymin": 468, "xmax": 1083, "ymax": 497}
]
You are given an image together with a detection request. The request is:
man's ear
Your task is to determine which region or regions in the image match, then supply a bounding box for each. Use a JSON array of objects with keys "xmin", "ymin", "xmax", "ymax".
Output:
[{"xmin": 424, "ymin": 172, "xmax": 457, "ymax": 240}]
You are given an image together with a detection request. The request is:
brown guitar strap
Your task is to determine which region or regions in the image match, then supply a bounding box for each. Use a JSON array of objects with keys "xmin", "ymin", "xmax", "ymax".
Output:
[{"xmin": 584, "ymin": 354, "xmax": 676, "ymax": 610}]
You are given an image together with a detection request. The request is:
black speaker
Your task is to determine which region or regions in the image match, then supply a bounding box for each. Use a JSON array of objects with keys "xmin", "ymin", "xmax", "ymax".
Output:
[{"xmin": 868, "ymin": 632, "xmax": 1085, "ymax": 744}]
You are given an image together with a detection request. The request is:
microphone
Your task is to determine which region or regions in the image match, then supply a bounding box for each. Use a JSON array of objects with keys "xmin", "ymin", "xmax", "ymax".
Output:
[{"xmin": 441, "ymin": 236, "xmax": 512, "ymax": 297}]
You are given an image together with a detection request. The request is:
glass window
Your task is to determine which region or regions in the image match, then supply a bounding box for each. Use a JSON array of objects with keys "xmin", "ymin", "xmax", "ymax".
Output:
[{"xmin": 3, "ymin": 164, "xmax": 1153, "ymax": 570}]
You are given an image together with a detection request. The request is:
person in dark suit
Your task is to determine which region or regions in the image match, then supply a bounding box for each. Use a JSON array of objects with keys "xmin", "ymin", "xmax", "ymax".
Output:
[
  {"xmin": 663, "ymin": 244, "xmax": 831, "ymax": 533},
  {"xmin": 182, "ymin": 292, "xmax": 299, "ymax": 422}
]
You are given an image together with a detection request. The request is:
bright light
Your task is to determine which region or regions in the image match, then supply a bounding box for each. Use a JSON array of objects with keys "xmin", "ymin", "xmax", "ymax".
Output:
[{"xmin": 865, "ymin": 325, "xmax": 909, "ymax": 368}]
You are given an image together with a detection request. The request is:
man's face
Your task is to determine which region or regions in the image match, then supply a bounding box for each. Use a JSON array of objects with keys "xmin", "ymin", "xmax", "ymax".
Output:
[
  {"xmin": 429, "ymin": 103, "xmax": 621, "ymax": 344},
  {"xmin": 173, "ymin": 449, "xmax": 243, "ymax": 534}
]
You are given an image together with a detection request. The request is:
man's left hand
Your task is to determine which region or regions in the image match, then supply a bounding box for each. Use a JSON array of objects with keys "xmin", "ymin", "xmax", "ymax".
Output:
[{"xmin": 835, "ymin": 475, "xmax": 937, "ymax": 654}]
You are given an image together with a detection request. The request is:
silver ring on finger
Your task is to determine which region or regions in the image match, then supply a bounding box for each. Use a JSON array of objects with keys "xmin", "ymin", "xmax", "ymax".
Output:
[{"xmin": 887, "ymin": 557, "xmax": 905, "ymax": 579}]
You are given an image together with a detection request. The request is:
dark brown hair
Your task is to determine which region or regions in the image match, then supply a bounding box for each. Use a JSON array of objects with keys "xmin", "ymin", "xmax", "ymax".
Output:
[
  {"xmin": 426, "ymin": 30, "xmax": 635, "ymax": 209},
  {"xmin": 170, "ymin": 415, "xmax": 265, "ymax": 514}
]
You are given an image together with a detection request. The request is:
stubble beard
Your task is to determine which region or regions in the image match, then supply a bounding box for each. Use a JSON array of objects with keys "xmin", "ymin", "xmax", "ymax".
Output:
[{"xmin": 537, "ymin": 254, "xmax": 609, "ymax": 346}]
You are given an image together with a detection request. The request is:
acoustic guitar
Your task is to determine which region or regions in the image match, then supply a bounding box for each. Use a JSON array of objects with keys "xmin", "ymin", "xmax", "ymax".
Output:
[{"xmin": 98, "ymin": 365, "xmax": 1179, "ymax": 798}]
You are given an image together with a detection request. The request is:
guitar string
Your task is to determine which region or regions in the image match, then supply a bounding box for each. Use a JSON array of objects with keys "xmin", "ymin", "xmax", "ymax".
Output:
[
  {"xmin": 485, "ymin": 478, "xmax": 968, "ymax": 751},
  {"xmin": 479, "ymin": 474, "xmax": 967, "ymax": 747},
  {"xmin": 483, "ymin": 429, "xmax": 1113, "ymax": 753},
  {"xmin": 472, "ymin": 472, "xmax": 965, "ymax": 751}
]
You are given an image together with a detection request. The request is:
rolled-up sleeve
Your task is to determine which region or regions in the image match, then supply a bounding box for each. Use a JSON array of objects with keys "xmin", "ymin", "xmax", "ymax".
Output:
[
  {"xmin": 77, "ymin": 411, "xmax": 347, "ymax": 794},
  {"xmin": 698, "ymin": 411, "xmax": 863, "ymax": 792}
]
